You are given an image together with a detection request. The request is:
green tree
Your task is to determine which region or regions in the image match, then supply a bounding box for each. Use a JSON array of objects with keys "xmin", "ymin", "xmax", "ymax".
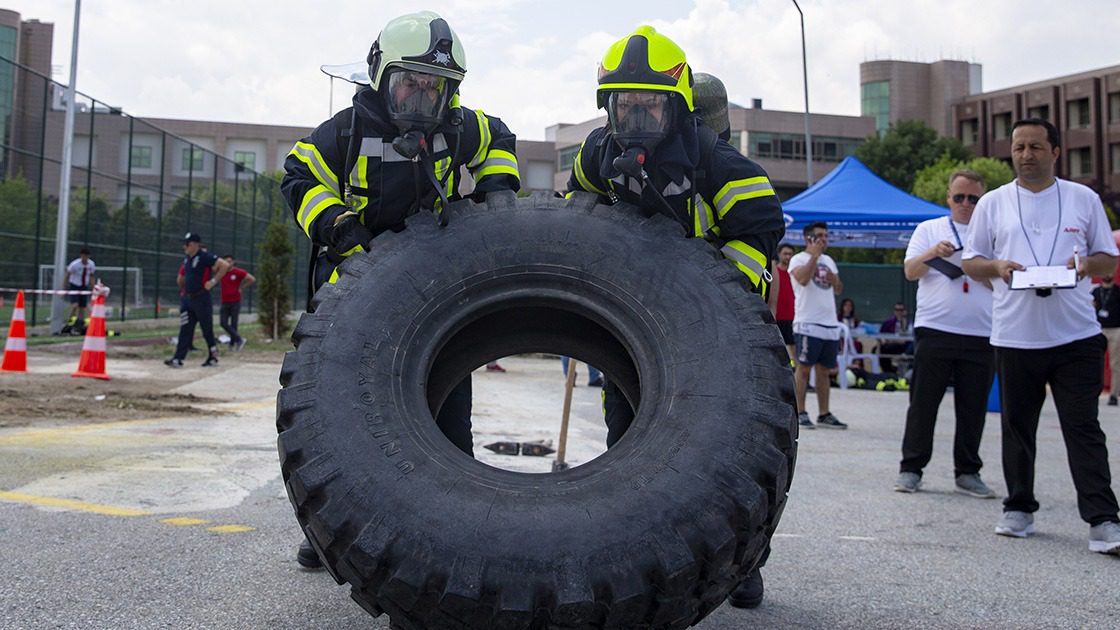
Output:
[
  {"xmin": 855, "ymin": 120, "xmax": 972, "ymax": 192},
  {"xmin": 911, "ymin": 155, "xmax": 1015, "ymax": 205},
  {"xmin": 256, "ymin": 208, "xmax": 295, "ymax": 339}
]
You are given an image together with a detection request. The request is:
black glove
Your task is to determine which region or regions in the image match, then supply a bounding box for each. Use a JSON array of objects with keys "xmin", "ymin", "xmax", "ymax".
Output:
[{"xmin": 325, "ymin": 213, "xmax": 373, "ymax": 254}]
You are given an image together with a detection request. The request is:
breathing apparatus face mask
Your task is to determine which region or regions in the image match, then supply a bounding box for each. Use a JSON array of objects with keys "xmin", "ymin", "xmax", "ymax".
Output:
[
  {"xmin": 607, "ymin": 91, "xmax": 674, "ymax": 154},
  {"xmin": 383, "ymin": 69, "xmax": 457, "ymax": 157}
]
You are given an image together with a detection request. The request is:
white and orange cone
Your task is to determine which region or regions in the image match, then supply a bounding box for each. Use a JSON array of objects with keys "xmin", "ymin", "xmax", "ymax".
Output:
[
  {"xmin": 0, "ymin": 290, "xmax": 27, "ymax": 373},
  {"xmin": 72, "ymin": 293, "xmax": 110, "ymax": 380}
]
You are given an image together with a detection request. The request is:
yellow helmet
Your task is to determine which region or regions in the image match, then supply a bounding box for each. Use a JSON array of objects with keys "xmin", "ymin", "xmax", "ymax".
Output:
[{"xmin": 597, "ymin": 25, "xmax": 694, "ymax": 112}]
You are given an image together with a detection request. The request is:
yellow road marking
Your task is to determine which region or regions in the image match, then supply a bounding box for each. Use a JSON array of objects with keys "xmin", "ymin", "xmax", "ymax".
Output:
[
  {"xmin": 208, "ymin": 524, "xmax": 256, "ymax": 533},
  {"xmin": 1, "ymin": 491, "xmax": 255, "ymax": 533},
  {"xmin": 0, "ymin": 490, "xmax": 151, "ymax": 517},
  {"xmin": 160, "ymin": 517, "xmax": 210, "ymax": 526}
]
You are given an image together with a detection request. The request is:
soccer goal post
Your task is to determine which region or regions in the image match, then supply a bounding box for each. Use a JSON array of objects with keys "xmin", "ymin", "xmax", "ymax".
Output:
[{"xmin": 39, "ymin": 265, "xmax": 144, "ymax": 307}]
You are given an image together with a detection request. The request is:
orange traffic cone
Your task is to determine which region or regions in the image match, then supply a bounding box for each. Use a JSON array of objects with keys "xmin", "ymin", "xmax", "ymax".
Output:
[
  {"xmin": 1, "ymin": 290, "xmax": 27, "ymax": 373},
  {"xmin": 72, "ymin": 293, "xmax": 110, "ymax": 380}
]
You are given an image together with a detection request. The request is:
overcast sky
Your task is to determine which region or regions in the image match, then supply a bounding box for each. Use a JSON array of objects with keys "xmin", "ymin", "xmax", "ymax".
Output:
[{"xmin": 10, "ymin": 0, "xmax": 1120, "ymax": 140}]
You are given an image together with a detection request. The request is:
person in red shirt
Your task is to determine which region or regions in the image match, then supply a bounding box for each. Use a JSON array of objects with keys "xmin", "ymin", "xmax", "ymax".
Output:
[
  {"xmin": 219, "ymin": 255, "xmax": 255, "ymax": 351},
  {"xmin": 774, "ymin": 243, "xmax": 796, "ymax": 362}
]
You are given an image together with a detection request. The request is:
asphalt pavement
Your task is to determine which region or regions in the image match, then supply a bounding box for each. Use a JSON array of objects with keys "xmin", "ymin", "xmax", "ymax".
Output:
[{"xmin": 1, "ymin": 354, "xmax": 1118, "ymax": 629}]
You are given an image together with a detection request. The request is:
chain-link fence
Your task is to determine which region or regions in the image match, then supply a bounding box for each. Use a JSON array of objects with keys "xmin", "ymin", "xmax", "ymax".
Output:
[
  {"xmin": 0, "ymin": 56, "xmax": 310, "ymax": 325},
  {"xmin": 836, "ymin": 262, "xmax": 917, "ymax": 324}
]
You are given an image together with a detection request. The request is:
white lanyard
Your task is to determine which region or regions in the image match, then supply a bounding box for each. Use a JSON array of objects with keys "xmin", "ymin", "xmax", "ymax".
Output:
[{"xmin": 1015, "ymin": 180, "xmax": 1062, "ymax": 267}]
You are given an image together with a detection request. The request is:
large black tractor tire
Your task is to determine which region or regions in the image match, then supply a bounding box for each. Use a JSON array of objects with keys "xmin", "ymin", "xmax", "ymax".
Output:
[{"xmin": 277, "ymin": 191, "xmax": 797, "ymax": 629}]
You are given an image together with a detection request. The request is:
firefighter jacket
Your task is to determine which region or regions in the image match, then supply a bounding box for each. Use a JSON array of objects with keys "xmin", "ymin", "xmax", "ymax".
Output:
[
  {"xmin": 566, "ymin": 121, "xmax": 785, "ymax": 294},
  {"xmin": 282, "ymin": 86, "xmax": 520, "ymax": 255}
]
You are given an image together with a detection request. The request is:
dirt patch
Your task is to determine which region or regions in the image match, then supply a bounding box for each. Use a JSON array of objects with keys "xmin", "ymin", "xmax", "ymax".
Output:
[{"xmin": 0, "ymin": 381, "xmax": 225, "ymax": 429}]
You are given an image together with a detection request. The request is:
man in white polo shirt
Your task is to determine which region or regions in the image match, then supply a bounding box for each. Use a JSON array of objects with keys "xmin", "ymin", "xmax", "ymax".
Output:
[
  {"xmin": 789, "ymin": 221, "xmax": 847, "ymax": 429},
  {"xmin": 895, "ymin": 170, "xmax": 995, "ymax": 497},
  {"xmin": 962, "ymin": 118, "xmax": 1120, "ymax": 555}
]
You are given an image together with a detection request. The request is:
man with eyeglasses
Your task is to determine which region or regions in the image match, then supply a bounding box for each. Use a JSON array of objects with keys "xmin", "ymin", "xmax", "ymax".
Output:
[
  {"xmin": 962, "ymin": 118, "xmax": 1120, "ymax": 555},
  {"xmin": 789, "ymin": 222, "xmax": 847, "ymax": 429},
  {"xmin": 894, "ymin": 169, "xmax": 996, "ymax": 498}
]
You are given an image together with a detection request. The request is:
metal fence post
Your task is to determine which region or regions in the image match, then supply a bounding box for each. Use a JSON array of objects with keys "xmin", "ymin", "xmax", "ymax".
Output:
[{"xmin": 120, "ymin": 115, "xmax": 134, "ymax": 321}]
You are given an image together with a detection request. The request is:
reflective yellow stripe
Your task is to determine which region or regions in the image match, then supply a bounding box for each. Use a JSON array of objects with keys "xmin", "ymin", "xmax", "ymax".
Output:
[
  {"xmin": 573, "ymin": 142, "xmax": 607, "ymax": 196},
  {"xmin": 477, "ymin": 149, "xmax": 520, "ymax": 180},
  {"xmin": 297, "ymin": 185, "xmax": 341, "ymax": 237},
  {"xmin": 289, "ymin": 142, "xmax": 339, "ymax": 196},
  {"xmin": 720, "ymin": 240, "xmax": 771, "ymax": 292},
  {"xmin": 434, "ymin": 157, "xmax": 454, "ymax": 212},
  {"xmin": 714, "ymin": 176, "xmax": 775, "ymax": 218},
  {"xmin": 350, "ymin": 155, "xmax": 369, "ymax": 213},
  {"xmin": 692, "ymin": 194, "xmax": 716, "ymax": 237},
  {"xmin": 468, "ymin": 109, "xmax": 491, "ymax": 168}
]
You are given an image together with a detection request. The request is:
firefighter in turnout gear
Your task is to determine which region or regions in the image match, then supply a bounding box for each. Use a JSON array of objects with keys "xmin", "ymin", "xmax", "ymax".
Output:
[
  {"xmin": 565, "ymin": 24, "xmax": 785, "ymax": 609},
  {"xmin": 281, "ymin": 10, "xmax": 520, "ymax": 570}
]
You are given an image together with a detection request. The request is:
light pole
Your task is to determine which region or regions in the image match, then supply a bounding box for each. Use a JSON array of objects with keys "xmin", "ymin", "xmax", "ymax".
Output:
[
  {"xmin": 49, "ymin": 0, "xmax": 82, "ymax": 334},
  {"xmin": 793, "ymin": 0, "xmax": 813, "ymax": 186}
]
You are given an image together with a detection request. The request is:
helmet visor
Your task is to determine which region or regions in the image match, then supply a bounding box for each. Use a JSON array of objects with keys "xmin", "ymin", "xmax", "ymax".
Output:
[
  {"xmin": 607, "ymin": 91, "xmax": 673, "ymax": 138},
  {"xmin": 385, "ymin": 69, "xmax": 452, "ymax": 121}
]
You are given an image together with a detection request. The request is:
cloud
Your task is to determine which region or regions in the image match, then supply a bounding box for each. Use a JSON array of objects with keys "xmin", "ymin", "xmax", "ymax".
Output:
[{"xmin": 13, "ymin": 0, "xmax": 1120, "ymax": 142}]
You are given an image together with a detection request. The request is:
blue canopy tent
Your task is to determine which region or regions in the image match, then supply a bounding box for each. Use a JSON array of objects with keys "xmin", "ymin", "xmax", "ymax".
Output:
[{"xmin": 781, "ymin": 156, "xmax": 949, "ymax": 248}]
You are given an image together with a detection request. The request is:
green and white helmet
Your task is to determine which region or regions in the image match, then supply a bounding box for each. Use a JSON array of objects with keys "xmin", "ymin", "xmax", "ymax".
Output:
[{"xmin": 367, "ymin": 11, "xmax": 466, "ymax": 132}]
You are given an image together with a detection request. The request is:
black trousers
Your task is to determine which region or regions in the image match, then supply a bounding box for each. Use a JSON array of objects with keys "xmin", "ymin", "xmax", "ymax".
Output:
[
  {"xmin": 437, "ymin": 376, "xmax": 474, "ymax": 457},
  {"xmin": 220, "ymin": 301, "xmax": 242, "ymax": 344},
  {"xmin": 602, "ymin": 379, "xmax": 632, "ymax": 448},
  {"xmin": 173, "ymin": 295, "xmax": 217, "ymax": 360},
  {"xmin": 900, "ymin": 328, "xmax": 993, "ymax": 477},
  {"xmin": 996, "ymin": 335, "xmax": 1119, "ymax": 525}
]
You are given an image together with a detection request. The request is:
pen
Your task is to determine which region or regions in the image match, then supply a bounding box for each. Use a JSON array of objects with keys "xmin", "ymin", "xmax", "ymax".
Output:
[{"xmin": 1074, "ymin": 246, "xmax": 1080, "ymax": 279}]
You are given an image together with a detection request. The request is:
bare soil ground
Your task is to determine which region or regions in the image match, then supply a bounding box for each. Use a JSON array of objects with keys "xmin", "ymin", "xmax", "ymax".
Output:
[{"xmin": 0, "ymin": 332, "xmax": 288, "ymax": 428}]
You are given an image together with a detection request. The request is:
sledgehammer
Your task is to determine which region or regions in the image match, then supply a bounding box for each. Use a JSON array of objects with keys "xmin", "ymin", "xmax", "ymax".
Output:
[{"xmin": 552, "ymin": 358, "xmax": 579, "ymax": 472}]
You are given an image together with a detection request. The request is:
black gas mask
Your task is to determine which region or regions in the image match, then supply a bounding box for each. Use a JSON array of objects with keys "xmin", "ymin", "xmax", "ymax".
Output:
[
  {"xmin": 383, "ymin": 68, "xmax": 458, "ymax": 158},
  {"xmin": 607, "ymin": 90, "xmax": 674, "ymax": 161}
]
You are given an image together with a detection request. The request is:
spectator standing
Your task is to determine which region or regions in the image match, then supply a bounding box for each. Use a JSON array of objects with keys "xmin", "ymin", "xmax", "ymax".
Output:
[
  {"xmin": 775, "ymin": 244, "xmax": 796, "ymax": 362},
  {"xmin": 61, "ymin": 248, "xmax": 95, "ymax": 335},
  {"xmin": 165, "ymin": 232, "xmax": 229, "ymax": 368},
  {"xmin": 895, "ymin": 169, "xmax": 996, "ymax": 498},
  {"xmin": 1092, "ymin": 275, "xmax": 1120, "ymax": 406},
  {"xmin": 219, "ymin": 255, "xmax": 255, "ymax": 351},
  {"xmin": 962, "ymin": 118, "xmax": 1120, "ymax": 554},
  {"xmin": 789, "ymin": 222, "xmax": 847, "ymax": 430}
]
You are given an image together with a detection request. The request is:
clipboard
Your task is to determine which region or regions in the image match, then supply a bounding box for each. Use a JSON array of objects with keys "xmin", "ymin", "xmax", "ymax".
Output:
[
  {"xmin": 1009, "ymin": 265, "xmax": 1077, "ymax": 290},
  {"xmin": 925, "ymin": 257, "xmax": 964, "ymax": 279}
]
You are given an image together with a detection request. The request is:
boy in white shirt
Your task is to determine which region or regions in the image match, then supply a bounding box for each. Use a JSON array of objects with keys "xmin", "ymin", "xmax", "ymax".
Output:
[{"xmin": 789, "ymin": 222, "xmax": 847, "ymax": 429}]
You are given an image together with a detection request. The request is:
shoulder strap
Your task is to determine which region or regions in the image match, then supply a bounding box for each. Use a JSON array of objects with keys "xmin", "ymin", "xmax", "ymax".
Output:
[{"xmin": 695, "ymin": 124, "xmax": 719, "ymax": 195}]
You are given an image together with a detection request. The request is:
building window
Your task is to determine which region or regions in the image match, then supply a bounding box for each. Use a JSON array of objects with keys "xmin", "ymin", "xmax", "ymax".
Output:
[
  {"xmin": 1068, "ymin": 147, "xmax": 1091, "ymax": 178},
  {"xmin": 182, "ymin": 147, "xmax": 204, "ymax": 172},
  {"xmin": 861, "ymin": 81, "xmax": 890, "ymax": 133},
  {"xmin": 1067, "ymin": 98, "xmax": 1090, "ymax": 129},
  {"xmin": 1112, "ymin": 144, "xmax": 1120, "ymax": 175},
  {"xmin": 960, "ymin": 119, "xmax": 979, "ymax": 145},
  {"xmin": 748, "ymin": 132, "xmax": 861, "ymax": 162},
  {"xmin": 1110, "ymin": 93, "xmax": 1120, "ymax": 124},
  {"xmin": 992, "ymin": 113, "xmax": 1012, "ymax": 140},
  {"xmin": 558, "ymin": 145, "xmax": 580, "ymax": 171},
  {"xmin": 729, "ymin": 130, "xmax": 742, "ymax": 153},
  {"xmin": 233, "ymin": 150, "xmax": 257, "ymax": 171},
  {"xmin": 130, "ymin": 145, "xmax": 152, "ymax": 169},
  {"xmin": 1027, "ymin": 105, "xmax": 1050, "ymax": 122}
]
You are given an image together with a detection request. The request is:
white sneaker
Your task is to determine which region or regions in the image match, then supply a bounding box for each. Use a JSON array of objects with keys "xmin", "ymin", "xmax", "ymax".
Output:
[
  {"xmin": 1088, "ymin": 521, "xmax": 1120, "ymax": 555},
  {"xmin": 994, "ymin": 511, "xmax": 1034, "ymax": 538}
]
